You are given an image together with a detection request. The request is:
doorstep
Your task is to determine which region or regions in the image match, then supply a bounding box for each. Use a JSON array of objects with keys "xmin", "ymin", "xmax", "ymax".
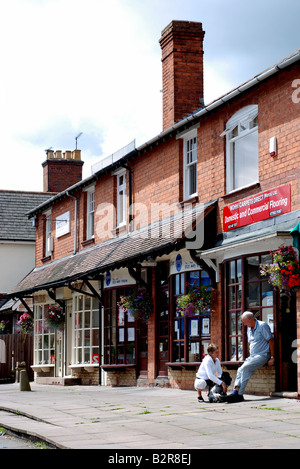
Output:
[{"xmin": 36, "ymin": 376, "xmax": 81, "ymax": 386}]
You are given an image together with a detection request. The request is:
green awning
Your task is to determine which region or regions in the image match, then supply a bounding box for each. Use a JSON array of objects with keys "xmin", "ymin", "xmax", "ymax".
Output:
[{"xmin": 290, "ymin": 222, "xmax": 300, "ymax": 252}]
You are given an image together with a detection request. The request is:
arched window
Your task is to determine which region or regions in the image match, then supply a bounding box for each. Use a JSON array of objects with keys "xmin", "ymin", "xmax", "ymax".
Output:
[{"xmin": 222, "ymin": 105, "xmax": 258, "ymax": 193}]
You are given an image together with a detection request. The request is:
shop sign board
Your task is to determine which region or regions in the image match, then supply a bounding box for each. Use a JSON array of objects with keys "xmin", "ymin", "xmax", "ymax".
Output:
[{"xmin": 223, "ymin": 184, "xmax": 291, "ymax": 232}]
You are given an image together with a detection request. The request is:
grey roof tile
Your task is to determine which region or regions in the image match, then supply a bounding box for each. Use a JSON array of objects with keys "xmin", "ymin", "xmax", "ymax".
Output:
[
  {"xmin": 0, "ymin": 191, "xmax": 55, "ymax": 241},
  {"xmin": 9, "ymin": 201, "xmax": 216, "ymax": 296}
]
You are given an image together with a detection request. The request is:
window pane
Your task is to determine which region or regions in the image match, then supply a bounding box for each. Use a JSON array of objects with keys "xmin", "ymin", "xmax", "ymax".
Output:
[
  {"xmin": 230, "ymin": 313, "xmax": 236, "ymax": 335},
  {"xmin": 247, "ymin": 282, "xmax": 259, "ymax": 308},
  {"xmin": 92, "ymin": 311, "xmax": 99, "ymax": 328},
  {"xmin": 230, "ymin": 337, "xmax": 236, "ymax": 361},
  {"xmin": 174, "ymin": 319, "xmax": 180, "ymax": 340},
  {"xmin": 262, "ymin": 282, "xmax": 273, "ymax": 306},
  {"xmin": 84, "ymin": 349, "xmax": 90, "ymax": 363},
  {"xmin": 189, "ymin": 318, "xmax": 199, "ymax": 338},
  {"xmin": 200, "ymin": 341, "xmax": 210, "ymax": 360},
  {"xmin": 188, "ymin": 164, "xmax": 197, "ymax": 195},
  {"xmin": 247, "ymin": 256, "xmax": 259, "ymax": 281},
  {"xmin": 229, "ymin": 286, "xmax": 236, "ymax": 309},
  {"xmin": 237, "ymin": 259, "xmax": 242, "ymax": 283},
  {"xmin": 189, "ymin": 341, "xmax": 199, "ymax": 362},
  {"xmin": 188, "ymin": 271, "xmax": 200, "ymax": 287},
  {"xmin": 201, "ymin": 270, "xmax": 210, "ymax": 286},
  {"xmin": 262, "ymin": 308, "xmax": 274, "ymax": 332},
  {"xmin": 233, "ymin": 130, "xmax": 258, "ymax": 189},
  {"xmin": 229, "ymin": 261, "xmax": 235, "ymax": 284}
]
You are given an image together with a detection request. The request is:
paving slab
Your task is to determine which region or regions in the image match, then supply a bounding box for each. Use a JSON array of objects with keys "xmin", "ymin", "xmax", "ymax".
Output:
[{"xmin": 0, "ymin": 382, "xmax": 300, "ymax": 451}]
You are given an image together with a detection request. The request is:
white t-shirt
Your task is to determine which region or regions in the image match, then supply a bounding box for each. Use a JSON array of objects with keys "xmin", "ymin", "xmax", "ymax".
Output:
[{"xmin": 196, "ymin": 354, "xmax": 222, "ymax": 385}]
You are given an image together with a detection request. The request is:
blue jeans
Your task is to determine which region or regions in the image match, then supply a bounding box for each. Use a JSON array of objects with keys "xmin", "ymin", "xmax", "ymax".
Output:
[{"xmin": 234, "ymin": 354, "xmax": 270, "ymax": 395}]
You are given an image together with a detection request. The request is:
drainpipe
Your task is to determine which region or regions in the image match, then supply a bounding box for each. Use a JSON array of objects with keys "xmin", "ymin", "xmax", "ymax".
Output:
[
  {"xmin": 66, "ymin": 191, "xmax": 78, "ymax": 254},
  {"xmin": 120, "ymin": 163, "xmax": 133, "ymax": 231}
]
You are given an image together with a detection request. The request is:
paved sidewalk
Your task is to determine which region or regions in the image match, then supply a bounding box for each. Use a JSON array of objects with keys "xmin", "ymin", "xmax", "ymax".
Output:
[{"xmin": 0, "ymin": 382, "xmax": 300, "ymax": 450}]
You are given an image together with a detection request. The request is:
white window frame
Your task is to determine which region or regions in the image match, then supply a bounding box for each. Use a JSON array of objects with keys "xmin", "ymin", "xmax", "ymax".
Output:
[
  {"xmin": 86, "ymin": 186, "xmax": 95, "ymax": 239},
  {"xmin": 34, "ymin": 303, "xmax": 55, "ymax": 366},
  {"xmin": 72, "ymin": 294, "xmax": 100, "ymax": 366},
  {"xmin": 116, "ymin": 170, "xmax": 127, "ymax": 227},
  {"xmin": 182, "ymin": 128, "xmax": 198, "ymax": 200},
  {"xmin": 223, "ymin": 105, "xmax": 259, "ymax": 193}
]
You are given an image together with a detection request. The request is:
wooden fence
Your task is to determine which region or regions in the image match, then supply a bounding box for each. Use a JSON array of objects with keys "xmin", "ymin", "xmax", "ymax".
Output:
[{"xmin": 0, "ymin": 333, "xmax": 33, "ymax": 382}]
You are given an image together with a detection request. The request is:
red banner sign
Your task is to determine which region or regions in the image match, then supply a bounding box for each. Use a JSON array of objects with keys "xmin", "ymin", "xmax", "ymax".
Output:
[{"xmin": 223, "ymin": 184, "xmax": 291, "ymax": 232}]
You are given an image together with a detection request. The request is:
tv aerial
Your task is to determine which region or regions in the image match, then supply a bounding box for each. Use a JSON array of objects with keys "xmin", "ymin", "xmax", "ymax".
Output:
[
  {"xmin": 75, "ymin": 132, "xmax": 83, "ymax": 149},
  {"xmin": 44, "ymin": 147, "xmax": 53, "ymax": 156}
]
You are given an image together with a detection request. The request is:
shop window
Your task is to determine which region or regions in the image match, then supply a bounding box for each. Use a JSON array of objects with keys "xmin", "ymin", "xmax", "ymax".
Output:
[
  {"xmin": 222, "ymin": 105, "xmax": 258, "ymax": 193},
  {"xmin": 172, "ymin": 270, "xmax": 211, "ymax": 362},
  {"xmin": 34, "ymin": 304, "xmax": 55, "ymax": 366},
  {"xmin": 104, "ymin": 288, "xmax": 136, "ymax": 365},
  {"xmin": 224, "ymin": 253, "xmax": 274, "ymax": 362},
  {"xmin": 72, "ymin": 295, "xmax": 100, "ymax": 365}
]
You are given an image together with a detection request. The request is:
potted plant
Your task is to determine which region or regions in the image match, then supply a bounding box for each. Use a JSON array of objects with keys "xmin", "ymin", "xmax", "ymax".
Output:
[
  {"xmin": 176, "ymin": 284, "xmax": 213, "ymax": 316},
  {"xmin": 44, "ymin": 305, "xmax": 65, "ymax": 330},
  {"xmin": 260, "ymin": 245, "xmax": 300, "ymax": 296},
  {"xmin": 118, "ymin": 290, "xmax": 153, "ymax": 321},
  {"xmin": 17, "ymin": 313, "xmax": 34, "ymax": 334}
]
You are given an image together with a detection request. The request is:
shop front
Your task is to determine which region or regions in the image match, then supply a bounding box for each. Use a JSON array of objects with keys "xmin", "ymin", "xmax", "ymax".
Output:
[{"xmin": 199, "ymin": 185, "xmax": 300, "ymax": 395}]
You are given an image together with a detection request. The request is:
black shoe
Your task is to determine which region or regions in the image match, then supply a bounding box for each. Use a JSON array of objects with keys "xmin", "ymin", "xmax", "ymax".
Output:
[
  {"xmin": 225, "ymin": 393, "xmax": 244, "ymax": 403},
  {"xmin": 197, "ymin": 396, "xmax": 205, "ymax": 403}
]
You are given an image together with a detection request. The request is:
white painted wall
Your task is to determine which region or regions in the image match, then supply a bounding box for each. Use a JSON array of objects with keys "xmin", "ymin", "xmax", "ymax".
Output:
[{"xmin": 0, "ymin": 242, "xmax": 35, "ymax": 293}]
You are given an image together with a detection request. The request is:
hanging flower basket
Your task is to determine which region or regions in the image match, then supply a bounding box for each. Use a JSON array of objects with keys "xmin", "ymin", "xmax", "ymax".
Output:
[
  {"xmin": 0, "ymin": 320, "xmax": 9, "ymax": 334},
  {"xmin": 17, "ymin": 313, "xmax": 34, "ymax": 334},
  {"xmin": 118, "ymin": 290, "xmax": 153, "ymax": 321},
  {"xmin": 260, "ymin": 245, "xmax": 300, "ymax": 296},
  {"xmin": 176, "ymin": 284, "xmax": 214, "ymax": 316},
  {"xmin": 44, "ymin": 305, "xmax": 65, "ymax": 330}
]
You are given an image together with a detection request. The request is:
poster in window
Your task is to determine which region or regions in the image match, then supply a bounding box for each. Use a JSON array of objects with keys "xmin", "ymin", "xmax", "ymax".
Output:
[
  {"xmin": 267, "ymin": 314, "xmax": 274, "ymax": 333},
  {"xmin": 92, "ymin": 354, "xmax": 99, "ymax": 364},
  {"xmin": 127, "ymin": 327, "xmax": 135, "ymax": 342},
  {"xmin": 190, "ymin": 319, "xmax": 199, "ymax": 337},
  {"xmin": 118, "ymin": 308, "xmax": 125, "ymax": 326},
  {"xmin": 127, "ymin": 309, "xmax": 135, "ymax": 322},
  {"xmin": 201, "ymin": 318, "xmax": 210, "ymax": 336},
  {"xmin": 56, "ymin": 211, "xmax": 70, "ymax": 238},
  {"xmin": 119, "ymin": 328, "xmax": 124, "ymax": 342}
]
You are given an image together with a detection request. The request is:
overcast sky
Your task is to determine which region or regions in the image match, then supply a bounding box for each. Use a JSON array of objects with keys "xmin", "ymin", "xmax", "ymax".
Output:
[{"xmin": 0, "ymin": 0, "xmax": 299, "ymax": 192}]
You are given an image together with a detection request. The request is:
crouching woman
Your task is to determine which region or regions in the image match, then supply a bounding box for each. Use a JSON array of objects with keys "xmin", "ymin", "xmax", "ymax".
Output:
[{"xmin": 194, "ymin": 344, "xmax": 227, "ymax": 402}]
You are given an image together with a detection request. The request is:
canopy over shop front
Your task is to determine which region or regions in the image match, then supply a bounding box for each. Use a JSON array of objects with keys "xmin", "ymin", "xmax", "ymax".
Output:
[{"xmin": 8, "ymin": 200, "xmax": 217, "ymax": 299}]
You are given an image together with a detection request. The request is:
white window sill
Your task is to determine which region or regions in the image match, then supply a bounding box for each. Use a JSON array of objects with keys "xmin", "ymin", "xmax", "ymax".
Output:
[
  {"xmin": 70, "ymin": 364, "xmax": 98, "ymax": 372},
  {"xmin": 31, "ymin": 365, "xmax": 54, "ymax": 373},
  {"xmin": 224, "ymin": 181, "xmax": 260, "ymax": 198}
]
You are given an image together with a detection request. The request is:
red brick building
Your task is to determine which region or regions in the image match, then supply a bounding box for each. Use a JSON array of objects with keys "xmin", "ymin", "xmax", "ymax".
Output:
[{"xmin": 9, "ymin": 21, "xmax": 300, "ymax": 395}]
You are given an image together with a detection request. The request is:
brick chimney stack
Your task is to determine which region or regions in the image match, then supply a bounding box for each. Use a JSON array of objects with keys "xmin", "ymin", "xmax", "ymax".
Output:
[
  {"xmin": 159, "ymin": 20, "xmax": 205, "ymax": 131},
  {"xmin": 42, "ymin": 149, "xmax": 84, "ymax": 193}
]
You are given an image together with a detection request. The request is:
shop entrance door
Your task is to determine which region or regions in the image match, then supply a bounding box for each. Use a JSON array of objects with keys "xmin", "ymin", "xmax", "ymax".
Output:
[
  {"xmin": 157, "ymin": 262, "xmax": 169, "ymax": 377},
  {"xmin": 278, "ymin": 293, "xmax": 297, "ymax": 391},
  {"xmin": 55, "ymin": 328, "xmax": 64, "ymax": 377},
  {"xmin": 54, "ymin": 301, "xmax": 72, "ymax": 377},
  {"xmin": 137, "ymin": 319, "xmax": 148, "ymax": 377}
]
